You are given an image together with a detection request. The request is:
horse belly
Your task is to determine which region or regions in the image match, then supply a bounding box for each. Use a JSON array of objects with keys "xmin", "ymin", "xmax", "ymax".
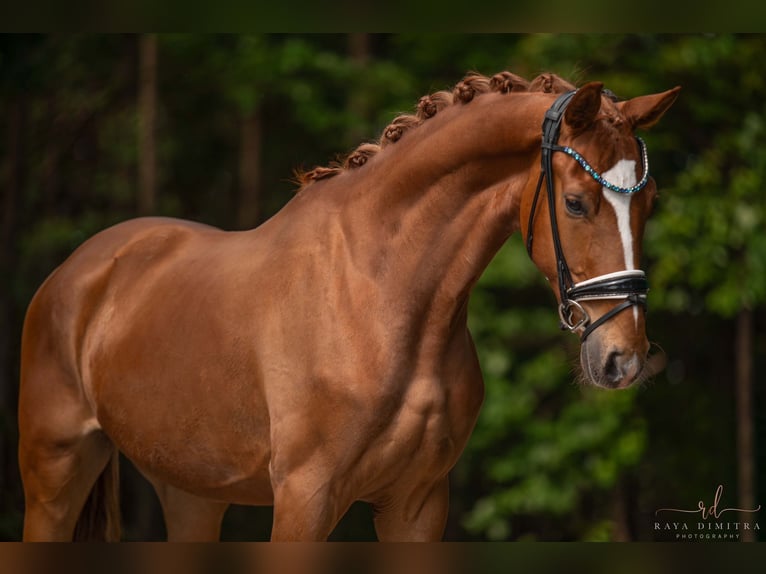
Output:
[{"xmin": 93, "ymin": 360, "xmax": 274, "ymax": 504}]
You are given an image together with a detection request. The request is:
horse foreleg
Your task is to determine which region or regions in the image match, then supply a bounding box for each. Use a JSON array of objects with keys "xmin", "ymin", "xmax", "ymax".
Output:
[
  {"xmin": 270, "ymin": 473, "xmax": 348, "ymax": 541},
  {"xmin": 372, "ymin": 477, "xmax": 449, "ymax": 542},
  {"xmin": 146, "ymin": 478, "xmax": 229, "ymax": 541}
]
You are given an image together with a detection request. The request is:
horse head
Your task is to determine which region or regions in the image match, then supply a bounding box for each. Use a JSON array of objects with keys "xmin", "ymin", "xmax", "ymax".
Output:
[{"xmin": 522, "ymin": 82, "xmax": 680, "ymax": 389}]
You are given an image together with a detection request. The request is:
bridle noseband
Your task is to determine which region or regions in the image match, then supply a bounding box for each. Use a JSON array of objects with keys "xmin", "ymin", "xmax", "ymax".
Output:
[{"xmin": 526, "ymin": 90, "xmax": 650, "ymax": 342}]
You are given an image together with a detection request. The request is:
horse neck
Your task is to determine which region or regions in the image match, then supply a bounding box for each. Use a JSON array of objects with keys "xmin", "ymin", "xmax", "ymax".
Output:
[{"xmin": 323, "ymin": 93, "xmax": 548, "ymax": 330}]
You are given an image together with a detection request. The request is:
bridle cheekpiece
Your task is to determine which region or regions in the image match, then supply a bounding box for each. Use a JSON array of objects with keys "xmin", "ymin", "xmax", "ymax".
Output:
[{"xmin": 526, "ymin": 90, "xmax": 651, "ymax": 342}]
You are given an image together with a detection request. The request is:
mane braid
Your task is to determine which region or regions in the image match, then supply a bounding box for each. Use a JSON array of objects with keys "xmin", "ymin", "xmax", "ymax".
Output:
[
  {"xmin": 529, "ymin": 72, "xmax": 576, "ymax": 94},
  {"xmin": 344, "ymin": 143, "xmax": 380, "ymax": 169},
  {"xmin": 380, "ymin": 115, "xmax": 422, "ymax": 148},
  {"xmin": 490, "ymin": 71, "xmax": 530, "ymax": 94},
  {"xmin": 416, "ymin": 90, "xmax": 454, "ymax": 119},
  {"xmin": 294, "ymin": 70, "xmax": 576, "ymax": 192},
  {"xmin": 453, "ymin": 72, "xmax": 492, "ymax": 104}
]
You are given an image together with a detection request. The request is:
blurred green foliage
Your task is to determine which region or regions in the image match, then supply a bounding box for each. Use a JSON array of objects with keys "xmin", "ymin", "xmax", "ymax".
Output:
[{"xmin": 1, "ymin": 34, "xmax": 763, "ymax": 541}]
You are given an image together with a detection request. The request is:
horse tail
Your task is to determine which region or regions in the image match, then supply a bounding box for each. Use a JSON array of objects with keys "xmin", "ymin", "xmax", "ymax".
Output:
[{"xmin": 73, "ymin": 450, "xmax": 121, "ymax": 541}]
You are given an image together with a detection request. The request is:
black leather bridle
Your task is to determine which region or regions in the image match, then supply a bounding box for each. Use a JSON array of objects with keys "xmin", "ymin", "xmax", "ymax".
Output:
[{"xmin": 526, "ymin": 90, "xmax": 650, "ymax": 342}]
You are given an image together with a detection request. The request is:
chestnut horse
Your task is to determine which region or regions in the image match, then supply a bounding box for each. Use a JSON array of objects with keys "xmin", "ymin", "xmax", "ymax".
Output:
[{"xmin": 18, "ymin": 72, "xmax": 679, "ymax": 541}]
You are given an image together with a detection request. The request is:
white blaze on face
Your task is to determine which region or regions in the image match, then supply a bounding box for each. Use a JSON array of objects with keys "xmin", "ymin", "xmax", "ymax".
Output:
[{"xmin": 601, "ymin": 159, "xmax": 639, "ymax": 324}]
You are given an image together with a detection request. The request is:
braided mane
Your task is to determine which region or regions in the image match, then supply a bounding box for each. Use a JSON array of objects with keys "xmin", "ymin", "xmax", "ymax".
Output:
[{"xmin": 294, "ymin": 72, "xmax": 576, "ymax": 191}]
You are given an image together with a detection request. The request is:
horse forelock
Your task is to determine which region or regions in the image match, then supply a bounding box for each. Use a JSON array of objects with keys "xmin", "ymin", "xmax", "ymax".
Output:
[{"xmin": 294, "ymin": 71, "xmax": 577, "ymax": 193}]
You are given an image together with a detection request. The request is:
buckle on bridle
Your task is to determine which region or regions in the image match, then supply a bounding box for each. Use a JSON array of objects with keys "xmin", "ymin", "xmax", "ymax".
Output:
[{"xmin": 558, "ymin": 299, "xmax": 590, "ymax": 332}]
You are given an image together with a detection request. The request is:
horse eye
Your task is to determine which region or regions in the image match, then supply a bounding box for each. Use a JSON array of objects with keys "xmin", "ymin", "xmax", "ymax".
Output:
[{"xmin": 565, "ymin": 197, "xmax": 586, "ymax": 216}]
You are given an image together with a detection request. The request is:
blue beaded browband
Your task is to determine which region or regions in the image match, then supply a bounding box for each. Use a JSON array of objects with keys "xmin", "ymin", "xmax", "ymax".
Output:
[{"xmin": 554, "ymin": 137, "xmax": 650, "ymax": 195}]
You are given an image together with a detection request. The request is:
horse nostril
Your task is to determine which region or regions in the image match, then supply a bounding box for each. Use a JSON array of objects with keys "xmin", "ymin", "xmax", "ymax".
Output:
[
  {"xmin": 604, "ymin": 351, "xmax": 623, "ymax": 385},
  {"xmin": 582, "ymin": 341, "xmax": 644, "ymax": 389}
]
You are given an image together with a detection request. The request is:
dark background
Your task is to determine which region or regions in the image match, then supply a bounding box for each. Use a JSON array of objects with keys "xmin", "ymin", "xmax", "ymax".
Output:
[{"xmin": 1, "ymin": 34, "xmax": 764, "ymax": 541}]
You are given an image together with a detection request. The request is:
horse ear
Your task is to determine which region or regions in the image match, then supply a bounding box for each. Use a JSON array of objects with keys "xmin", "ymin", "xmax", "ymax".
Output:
[
  {"xmin": 564, "ymin": 82, "xmax": 604, "ymax": 133},
  {"xmin": 618, "ymin": 86, "xmax": 681, "ymax": 130}
]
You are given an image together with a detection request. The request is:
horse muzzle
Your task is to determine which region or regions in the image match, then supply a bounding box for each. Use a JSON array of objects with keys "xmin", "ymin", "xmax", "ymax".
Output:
[
  {"xmin": 581, "ymin": 341, "xmax": 646, "ymax": 389},
  {"xmin": 563, "ymin": 271, "xmax": 650, "ymax": 388}
]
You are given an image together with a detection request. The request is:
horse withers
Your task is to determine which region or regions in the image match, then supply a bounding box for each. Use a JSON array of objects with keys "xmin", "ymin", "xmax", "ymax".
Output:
[{"xmin": 18, "ymin": 71, "xmax": 679, "ymax": 541}]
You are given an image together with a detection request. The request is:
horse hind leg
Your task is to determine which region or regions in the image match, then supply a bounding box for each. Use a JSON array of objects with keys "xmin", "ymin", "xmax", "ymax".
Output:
[
  {"xmin": 18, "ymin": 327, "xmax": 121, "ymax": 542},
  {"xmin": 144, "ymin": 476, "xmax": 229, "ymax": 541},
  {"xmin": 19, "ymin": 416, "xmax": 118, "ymax": 541}
]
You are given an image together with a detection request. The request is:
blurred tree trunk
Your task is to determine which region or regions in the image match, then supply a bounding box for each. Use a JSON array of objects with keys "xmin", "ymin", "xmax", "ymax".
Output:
[
  {"xmin": 346, "ymin": 33, "xmax": 370, "ymax": 144},
  {"xmin": 611, "ymin": 478, "xmax": 632, "ymax": 541},
  {"xmin": 138, "ymin": 34, "xmax": 157, "ymax": 216},
  {"xmin": 0, "ymin": 95, "xmax": 26, "ymax": 512},
  {"xmin": 133, "ymin": 33, "xmax": 162, "ymax": 537},
  {"xmin": 736, "ymin": 307, "xmax": 756, "ymax": 542},
  {"xmin": 236, "ymin": 109, "xmax": 262, "ymax": 229},
  {"xmin": 42, "ymin": 93, "xmax": 61, "ymax": 215}
]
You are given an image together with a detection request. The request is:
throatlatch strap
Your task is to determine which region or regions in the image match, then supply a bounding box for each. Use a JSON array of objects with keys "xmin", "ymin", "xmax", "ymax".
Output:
[
  {"xmin": 540, "ymin": 91, "xmax": 577, "ymax": 303},
  {"xmin": 526, "ymin": 91, "xmax": 577, "ymax": 262}
]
